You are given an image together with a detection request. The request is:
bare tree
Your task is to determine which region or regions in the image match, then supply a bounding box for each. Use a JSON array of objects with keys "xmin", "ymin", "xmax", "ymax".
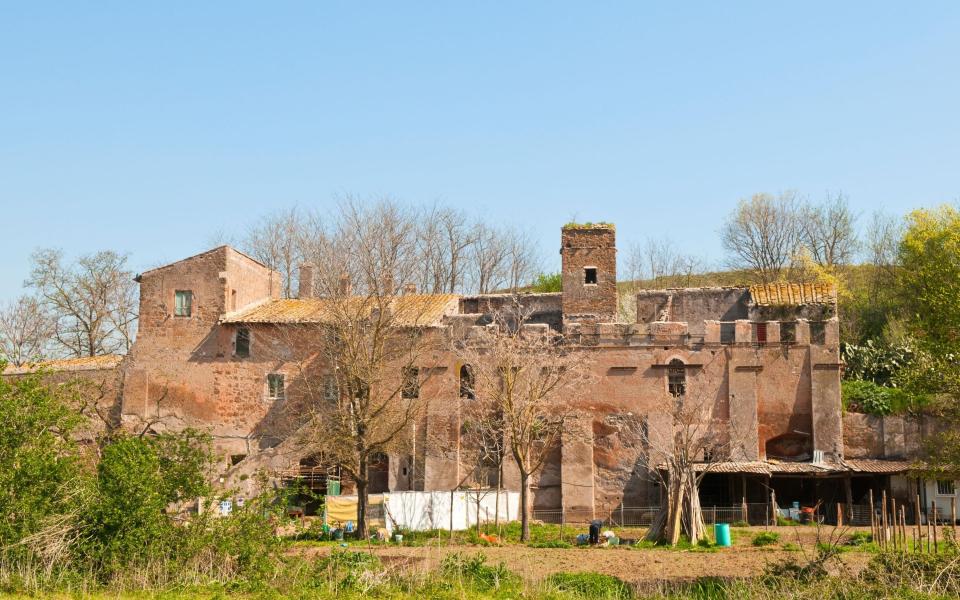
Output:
[
  {"xmin": 0, "ymin": 295, "xmax": 55, "ymax": 366},
  {"xmin": 640, "ymin": 354, "xmax": 733, "ymax": 546},
  {"xmin": 275, "ymin": 199, "xmax": 442, "ymax": 539},
  {"xmin": 799, "ymin": 193, "xmax": 859, "ymax": 267},
  {"xmin": 721, "ymin": 192, "xmax": 802, "ymax": 284},
  {"xmin": 240, "ymin": 206, "xmax": 326, "ymax": 298},
  {"xmin": 620, "ymin": 238, "xmax": 705, "ymax": 321},
  {"xmin": 469, "ymin": 223, "xmax": 509, "ymax": 294},
  {"xmin": 26, "ymin": 249, "xmax": 138, "ymax": 357},
  {"xmin": 452, "ymin": 304, "xmax": 593, "ymax": 541}
]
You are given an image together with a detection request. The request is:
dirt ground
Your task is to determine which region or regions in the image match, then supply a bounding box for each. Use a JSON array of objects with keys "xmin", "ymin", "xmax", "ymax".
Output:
[{"xmin": 293, "ymin": 526, "xmax": 873, "ymax": 584}]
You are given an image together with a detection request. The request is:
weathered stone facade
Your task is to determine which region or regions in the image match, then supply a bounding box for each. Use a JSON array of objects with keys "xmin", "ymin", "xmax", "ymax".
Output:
[{"xmin": 24, "ymin": 224, "xmax": 934, "ymax": 517}]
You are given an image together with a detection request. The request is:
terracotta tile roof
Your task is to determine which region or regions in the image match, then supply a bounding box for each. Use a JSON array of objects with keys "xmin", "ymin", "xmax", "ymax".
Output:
[
  {"xmin": 749, "ymin": 283, "xmax": 837, "ymax": 306},
  {"xmin": 843, "ymin": 459, "xmax": 914, "ymax": 474},
  {"xmin": 222, "ymin": 294, "xmax": 460, "ymax": 327},
  {"xmin": 3, "ymin": 354, "xmax": 123, "ymax": 375}
]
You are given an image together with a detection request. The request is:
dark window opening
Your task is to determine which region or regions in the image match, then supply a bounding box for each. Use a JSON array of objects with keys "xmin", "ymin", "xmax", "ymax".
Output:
[
  {"xmin": 230, "ymin": 454, "xmax": 247, "ymax": 466},
  {"xmin": 235, "ymin": 327, "xmax": 250, "ymax": 357},
  {"xmin": 810, "ymin": 322, "xmax": 826, "ymax": 345},
  {"xmin": 719, "ymin": 322, "xmax": 736, "ymax": 344},
  {"xmin": 402, "ymin": 367, "xmax": 420, "ymax": 399},
  {"xmin": 231, "ymin": 289, "xmax": 237, "ymax": 311},
  {"xmin": 752, "ymin": 322, "xmax": 767, "ymax": 345},
  {"xmin": 174, "ymin": 290, "xmax": 192, "ymax": 317},
  {"xmin": 267, "ymin": 373, "xmax": 285, "ymax": 401},
  {"xmin": 780, "ymin": 321, "xmax": 796, "ymax": 344},
  {"xmin": 667, "ymin": 359, "xmax": 686, "ymax": 397},
  {"xmin": 459, "ymin": 364, "xmax": 475, "ymax": 399},
  {"xmin": 584, "ymin": 267, "xmax": 598, "ymax": 284}
]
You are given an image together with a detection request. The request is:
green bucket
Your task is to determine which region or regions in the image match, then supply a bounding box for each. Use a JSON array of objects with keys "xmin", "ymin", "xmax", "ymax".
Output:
[{"xmin": 714, "ymin": 523, "xmax": 731, "ymax": 547}]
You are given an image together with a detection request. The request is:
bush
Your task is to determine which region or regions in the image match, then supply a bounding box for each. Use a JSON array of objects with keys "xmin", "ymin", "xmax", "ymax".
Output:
[
  {"xmin": 546, "ymin": 572, "xmax": 633, "ymax": 599},
  {"xmin": 310, "ymin": 550, "xmax": 383, "ymax": 592},
  {"xmin": 440, "ymin": 552, "xmax": 516, "ymax": 591},
  {"xmin": 842, "ymin": 379, "xmax": 927, "ymax": 415},
  {"xmin": 752, "ymin": 532, "xmax": 780, "ymax": 547},
  {"xmin": 846, "ymin": 531, "xmax": 873, "ymax": 546},
  {"xmin": 530, "ymin": 272, "xmax": 562, "ymax": 292}
]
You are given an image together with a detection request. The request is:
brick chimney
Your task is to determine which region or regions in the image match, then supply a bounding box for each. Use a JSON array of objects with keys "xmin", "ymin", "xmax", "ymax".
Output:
[
  {"xmin": 382, "ymin": 273, "xmax": 395, "ymax": 296},
  {"xmin": 298, "ymin": 263, "xmax": 315, "ymax": 299},
  {"xmin": 403, "ymin": 283, "xmax": 417, "ymax": 295},
  {"xmin": 338, "ymin": 273, "xmax": 352, "ymax": 296}
]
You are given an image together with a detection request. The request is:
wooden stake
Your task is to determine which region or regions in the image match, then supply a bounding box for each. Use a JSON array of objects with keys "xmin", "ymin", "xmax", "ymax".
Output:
[
  {"xmin": 891, "ymin": 497, "xmax": 897, "ymax": 550},
  {"xmin": 869, "ymin": 489, "xmax": 876, "ymax": 542},
  {"xmin": 881, "ymin": 490, "xmax": 888, "ymax": 549},
  {"xmin": 932, "ymin": 500, "xmax": 938, "ymax": 553},
  {"xmin": 952, "ymin": 497, "xmax": 957, "ymax": 543},
  {"xmin": 915, "ymin": 494, "xmax": 923, "ymax": 552},
  {"xmin": 837, "ymin": 502, "xmax": 843, "ymax": 527}
]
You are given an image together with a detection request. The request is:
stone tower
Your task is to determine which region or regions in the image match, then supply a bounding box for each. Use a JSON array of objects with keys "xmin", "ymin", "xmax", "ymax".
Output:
[{"xmin": 560, "ymin": 224, "xmax": 617, "ymax": 322}]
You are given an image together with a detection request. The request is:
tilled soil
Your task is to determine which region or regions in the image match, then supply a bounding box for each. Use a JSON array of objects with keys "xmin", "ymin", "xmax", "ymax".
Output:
[{"xmin": 294, "ymin": 526, "xmax": 872, "ymax": 584}]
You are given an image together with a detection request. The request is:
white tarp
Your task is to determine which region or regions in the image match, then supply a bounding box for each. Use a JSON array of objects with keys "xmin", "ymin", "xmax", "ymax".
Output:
[{"xmin": 328, "ymin": 490, "xmax": 520, "ymax": 534}]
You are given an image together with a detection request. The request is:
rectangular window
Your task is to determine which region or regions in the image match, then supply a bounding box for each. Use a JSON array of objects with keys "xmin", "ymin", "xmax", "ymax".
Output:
[
  {"xmin": 174, "ymin": 290, "xmax": 192, "ymax": 317},
  {"xmin": 323, "ymin": 374, "xmax": 339, "ymax": 403},
  {"xmin": 402, "ymin": 367, "xmax": 420, "ymax": 399},
  {"xmin": 936, "ymin": 480, "xmax": 955, "ymax": 495},
  {"xmin": 584, "ymin": 267, "xmax": 598, "ymax": 284},
  {"xmin": 235, "ymin": 327, "xmax": 250, "ymax": 358},
  {"xmin": 719, "ymin": 322, "xmax": 736, "ymax": 345},
  {"xmin": 810, "ymin": 322, "xmax": 826, "ymax": 345},
  {"xmin": 752, "ymin": 322, "xmax": 768, "ymax": 345},
  {"xmin": 267, "ymin": 374, "xmax": 285, "ymax": 401},
  {"xmin": 780, "ymin": 321, "xmax": 797, "ymax": 344}
]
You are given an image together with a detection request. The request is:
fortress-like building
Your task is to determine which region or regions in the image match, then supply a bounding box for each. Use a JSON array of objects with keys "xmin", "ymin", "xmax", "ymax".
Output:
[{"xmin": 8, "ymin": 224, "xmax": 946, "ymax": 520}]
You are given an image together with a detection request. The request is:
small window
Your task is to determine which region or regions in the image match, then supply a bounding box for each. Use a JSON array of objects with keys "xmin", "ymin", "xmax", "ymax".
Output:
[
  {"xmin": 810, "ymin": 322, "xmax": 826, "ymax": 345},
  {"xmin": 323, "ymin": 374, "xmax": 339, "ymax": 403},
  {"xmin": 267, "ymin": 374, "xmax": 285, "ymax": 401},
  {"xmin": 459, "ymin": 364, "xmax": 475, "ymax": 399},
  {"xmin": 752, "ymin": 322, "xmax": 767, "ymax": 345},
  {"xmin": 667, "ymin": 359, "xmax": 686, "ymax": 397},
  {"xmin": 719, "ymin": 322, "xmax": 736, "ymax": 345},
  {"xmin": 936, "ymin": 480, "xmax": 956, "ymax": 495},
  {"xmin": 231, "ymin": 289, "xmax": 238, "ymax": 311},
  {"xmin": 174, "ymin": 290, "xmax": 192, "ymax": 317},
  {"xmin": 780, "ymin": 321, "xmax": 796, "ymax": 344},
  {"xmin": 235, "ymin": 327, "xmax": 250, "ymax": 358},
  {"xmin": 402, "ymin": 367, "xmax": 420, "ymax": 399},
  {"xmin": 584, "ymin": 267, "xmax": 598, "ymax": 285},
  {"xmin": 230, "ymin": 454, "xmax": 247, "ymax": 466}
]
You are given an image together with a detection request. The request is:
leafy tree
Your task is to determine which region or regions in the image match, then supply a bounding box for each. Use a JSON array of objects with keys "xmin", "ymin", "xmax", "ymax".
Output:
[
  {"xmin": 529, "ymin": 272, "xmax": 562, "ymax": 292},
  {"xmin": 0, "ymin": 365, "xmax": 84, "ymax": 557}
]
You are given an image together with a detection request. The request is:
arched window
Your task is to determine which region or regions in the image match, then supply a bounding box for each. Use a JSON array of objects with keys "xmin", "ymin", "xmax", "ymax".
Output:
[
  {"xmin": 667, "ymin": 359, "xmax": 686, "ymax": 397},
  {"xmin": 459, "ymin": 364, "xmax": 475, "ymax": 399}
]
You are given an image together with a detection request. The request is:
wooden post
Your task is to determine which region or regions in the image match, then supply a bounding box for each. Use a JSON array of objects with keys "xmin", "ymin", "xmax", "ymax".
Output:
[
  {"xmin": 742, "ymin": 496, "xmax": 748, "ymax": 525},
  {"xmin": 837, "ymin": 502, "xmax": 843, "ymax": 527},
  {"xmin": 869, "ymin": 489, "xmax": 876, "ymax": 542},
  {"xmin": 932, "ymin": 500, "xmax": 938, "ymax": 553},
  {"xmin": 952, "ymin": 497, "xmax": 957, "ymax": 543},
  {"xmin": 881, "ymin": 490, "xmax": 888, "ymax": 549},
  {"xmin": 926, "ymin": 502, "xmax": 932, "ymax": 553},
  {"xmin": 560, "ymin": 509, "xmax": 565, "ymax": 542},
  {"xmin": 770, "ymin": 490, "xmax": 777, "ymax": 527},
  {"xmin": 890, "ymin": 497, "xmax": 897, "ymax": 550},
  {"xmin": 915, "ymin": 494, "xmax": 923, "ymax": 552},
  {"xmin": 902, "ymin": 507, "xmax": 908, "ymax": 551}
]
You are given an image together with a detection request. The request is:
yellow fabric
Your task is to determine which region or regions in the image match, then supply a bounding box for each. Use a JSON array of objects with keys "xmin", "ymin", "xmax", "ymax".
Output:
[{"xmin": 325, "ymin": 495, "xmax": 384, "ymax": 527}]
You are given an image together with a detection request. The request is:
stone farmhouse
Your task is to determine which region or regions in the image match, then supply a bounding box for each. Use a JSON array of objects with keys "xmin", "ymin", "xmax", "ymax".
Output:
[{"xmin": 7, "ymin": 223, "xmax": 954, "ymax": 522}]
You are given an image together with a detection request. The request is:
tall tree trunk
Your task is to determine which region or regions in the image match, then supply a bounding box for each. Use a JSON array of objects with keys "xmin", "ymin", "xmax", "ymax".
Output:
[
  {"xmin": 520, "ymin": 471, "xmax": 531, "ymax": 542},
  {"xmin": 356, "ymin": 455, "xmax": 369, "ymax": 539}
]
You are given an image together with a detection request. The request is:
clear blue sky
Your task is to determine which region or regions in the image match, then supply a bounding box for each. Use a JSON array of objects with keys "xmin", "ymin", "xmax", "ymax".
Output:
[{"xmin": 2, "ymin": 2, "xmax": 959, "ymax": 302}]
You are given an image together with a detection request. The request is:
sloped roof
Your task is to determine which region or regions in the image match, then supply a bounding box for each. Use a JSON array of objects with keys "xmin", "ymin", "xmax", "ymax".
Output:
[
  {"xmin": 138, "ymin": 246, "xmax": 271, "ymax": 278},
  {"xmin": 3, "ymin": 354, "xmax": 123, "ymax": 375},
  {"xmin": 222, "ymin": 294, "xmax": 460, "ymax": 327},
  {"xmin": 749, "ymin": 283, "xmax": 837, "ymax": 306},
  {"xmin": 843, "ymin": 459, "xmax": 914, "ymax": 474}
]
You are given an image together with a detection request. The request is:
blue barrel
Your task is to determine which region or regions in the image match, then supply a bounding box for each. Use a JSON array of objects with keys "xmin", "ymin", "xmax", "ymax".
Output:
[{"xmin": 714, "ymin": 523, "xmax": 731, "ymax": 547}]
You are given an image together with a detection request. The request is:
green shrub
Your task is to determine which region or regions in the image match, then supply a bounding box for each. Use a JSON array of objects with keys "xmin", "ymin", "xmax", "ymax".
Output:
[
  {"xmin": 547, "ymin": 572, "xmax": 633, "ymax": 599},
  {"xmin": 530, "ymin": 272, "xmax": 562, "ymax": 292},
  {"xmin": 752, "ymin": 532, "xmax": 780, "ymax": 547},
  {"xmin": 440, "ymin": 552, "xmax": 516, "ymax": 591},
  {"xmin": 310, "ymin": 550, "xmax": 382, "ymax": 591},
  {"xmin": 841, "ymin": 379, "xmax": 927, "ymax": 415},
  {"xmin": 846, "ymin": 531, "xmax": 873, "ymax": 546}
]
